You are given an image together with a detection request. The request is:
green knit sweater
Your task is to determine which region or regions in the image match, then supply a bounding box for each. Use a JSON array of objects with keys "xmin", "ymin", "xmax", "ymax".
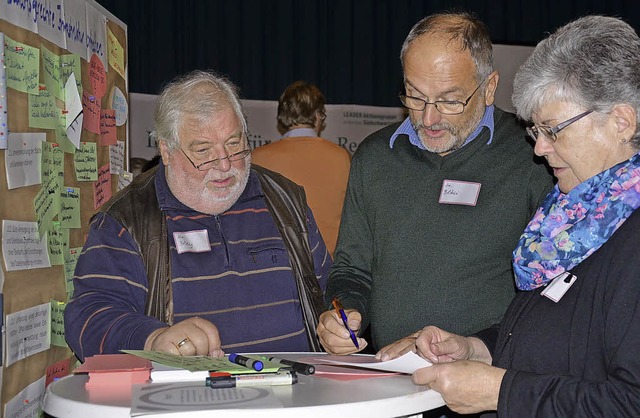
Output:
[{"xmin": 327, "ymin": 108, "xmax": 554, "ymax": 350}]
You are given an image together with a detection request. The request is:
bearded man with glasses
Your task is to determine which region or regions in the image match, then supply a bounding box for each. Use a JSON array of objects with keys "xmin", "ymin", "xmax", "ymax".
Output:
[
  {"xmin": 65, "ymin": 70, "xmax": 331, "ymax": 361},
  {"xmin": 318, "ymin": 12, "xmax": 554, "ymax": 374}
]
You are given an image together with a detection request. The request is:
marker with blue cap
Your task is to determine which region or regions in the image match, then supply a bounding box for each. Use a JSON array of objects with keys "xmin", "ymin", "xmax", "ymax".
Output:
[{"xmin": 228, "ymin": 353, "xmax": 264, "ymax": 371}]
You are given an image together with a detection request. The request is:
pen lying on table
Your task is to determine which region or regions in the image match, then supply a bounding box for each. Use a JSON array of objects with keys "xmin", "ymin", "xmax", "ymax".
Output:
[
  {"xmin": 206, "ymin": 371, "xmax": 298, "ymax": 389},
  {"xmin": 262, "ymin": 356, "xmax": 315, "ymax": 375}
]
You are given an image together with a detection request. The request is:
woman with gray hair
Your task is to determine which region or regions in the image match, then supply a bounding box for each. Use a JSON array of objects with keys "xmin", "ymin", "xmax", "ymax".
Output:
[{"xmin": 378, "ymin": 15, "xmax": 640, "ymax": 416}]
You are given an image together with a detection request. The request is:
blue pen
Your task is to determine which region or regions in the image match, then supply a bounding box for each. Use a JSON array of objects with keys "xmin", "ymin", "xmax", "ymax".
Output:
[
  {"xmin": 332, "ymin": 298, "xmax": 359, "ymax": 348},
  {"xmin": 228, "ymin": 353, "xmax": 264, "ymax": 371}
]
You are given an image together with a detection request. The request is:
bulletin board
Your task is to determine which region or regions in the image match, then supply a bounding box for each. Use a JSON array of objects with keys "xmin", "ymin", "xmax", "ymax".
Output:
[{"xmin": 0, "ymin": 1, "xmax": 128, "ymax": 416}]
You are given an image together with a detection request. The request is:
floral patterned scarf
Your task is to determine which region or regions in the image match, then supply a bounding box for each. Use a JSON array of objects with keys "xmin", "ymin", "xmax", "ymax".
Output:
[{"xmin": 513, "ymin": 152, "xmax": 640, "ymax": 291}]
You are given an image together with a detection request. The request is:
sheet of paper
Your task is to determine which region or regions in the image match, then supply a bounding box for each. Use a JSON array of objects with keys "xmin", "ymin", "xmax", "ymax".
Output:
[
  {"xmin": 89, "ymin": 53, "xmax": 107, "ymax": 98},
  {"xmin": 93, "ymin": 163, "xmax": 112, "ymax": 209},
  {"xmin": 118, "ymin": 171, "xmax": 133, "ymax": 190},
  {"xmin": 314, "ymin": 351, "xmax": 432, "ymax": 374},
  {"xmin": 60, "ymin": 187, "xmax": 81, "ymax": 229},
  {"xmin": 112, "ymin": 86, "xmax": 128, "ymax": 126},
  {"xmin": 46, "ymin": 357, "xmax": 71, "ymax": 388},
  {"xmin": 107, "ymin": 27, "xmax": 126, "ymax": 80},
  {"xmin": 41, "ymin": 141, "xmax": 64, "ymax": 191},
  {"xmin": 33, "ymin": 175, "xmax": 59, "ymax": 237},
  {"xmin": 60, "ymin": 53, "xmax": 82, "ymax": 99},
  {"xmin": 99, "ymin": 109, "xmax": 117, "ymax": 145},
  {"xmin": 41, "ymin": 44, "xmax": 62, "ymax": 100},
  {"xmin": 64, "ymin": 72, "xmax": 82, "ymax": 129},
  {"xmin": 5, "ymin": 132, "xmax": 45, "ymax": 189},
  {"xmin": 5, "ymin": 302, "xmax": 51, "ymax": 367},
  {"xmin": 47, "ymin": 222, "xmax": 66, "ymax": 265},
  {"xmin": 55, "ymin": 109, "xmax": 77, "ymax": 153},
  {"xmin": 3, "ymin": 376, "xmax": 45, "ymax": 418},
  {"xmin": 2, "ymin": 220, "xmax": 51, "ymax": 271},
  {"xmin": 82, "ymin": 90, "xmax": 101, "ymax": 134},
  {"xmin": 109, "ymin": 140, "xmax": 125, "ymax": 174},
  {"xmin": 29, "ymin": 84, "xmax": 58, "ymax": 129},
  {"xmin": 64, "ymin": 247, "xmax": 82, "ymax": 299},
  {"xmin": 131, "ymin": 382, "xmax": 283, "ymax": 416},
  {"xmin": 74, "ymin": 141, "xmax": 98, "ymax": 181},
  {"xmin": 0, "ymin": 33, "xmax": 7, "ymax": 149},
  {"xmin": 50, "ymin": 299, "xmax": 66, "ymax": 347},
  {"xmin": 4, "ymin": 35, "xmax": 39, "ymax": 95}
]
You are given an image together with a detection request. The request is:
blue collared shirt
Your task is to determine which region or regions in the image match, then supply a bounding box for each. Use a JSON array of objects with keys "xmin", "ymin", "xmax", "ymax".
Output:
[
  {"xmin": 389, "ymin": 105, "xmax": 495, "ymax": 150},
  {"xmin": 282, "ymin": 128, "xmax": 318, "ymax": 139}
]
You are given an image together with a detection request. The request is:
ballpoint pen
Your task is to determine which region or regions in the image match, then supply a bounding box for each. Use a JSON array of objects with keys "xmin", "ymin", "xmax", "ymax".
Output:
[{"xmin": 332, "ymin": 298, "xmax": 359, "ymax": 349}]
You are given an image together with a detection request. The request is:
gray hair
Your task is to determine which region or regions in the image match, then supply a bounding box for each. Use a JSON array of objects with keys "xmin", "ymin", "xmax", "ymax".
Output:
[
  {"xmin": 154, "ymin": 70, "xmax": 248, "ymax": 150},
  {"xmin": 400, "ymin": 12, "xmax": 494, "ymax": 82},
  {"xmin": 512, "ymin": 15, "xmax": 640, "ymax": 148}
]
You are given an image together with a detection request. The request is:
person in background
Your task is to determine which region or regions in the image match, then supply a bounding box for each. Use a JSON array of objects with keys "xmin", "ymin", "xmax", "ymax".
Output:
[
  {"xmin": 318, "ymin": 12, "xmax": 553, "ymax": 355},
  {"xmin": 65, "ymin": 70, "xmax": 331, "ymax": 361},
  {"xmin": 252, "ymin": 81, "xmax": 351, "ymax": 256},
  {"xmin": 379, "ymin": 15, "xmax": 640, "ymax": 416},
  {"xmin": 129, "ymin": 157, "xmax": 148, "ymax": 177}
]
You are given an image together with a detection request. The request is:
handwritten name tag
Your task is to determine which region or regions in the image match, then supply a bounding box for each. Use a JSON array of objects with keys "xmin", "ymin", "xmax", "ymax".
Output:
[
  {"xmin": 439, "ymin": 180, "xmax": 481, "ymax": 206},
  {"xmin": 541, "ymin": 272, "xmax": 577, "ymax": 303},
  {"xmin": 173, "ymin": 230, "xmax": 210, "ymax": 254}
]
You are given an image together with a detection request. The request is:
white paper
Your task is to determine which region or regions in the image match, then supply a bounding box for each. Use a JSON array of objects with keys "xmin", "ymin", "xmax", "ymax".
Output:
[
  {"xmin": 85, "ymin": 3, "xmax": 108, "ymax": 68},
  {"xmin": 0, "ymin": 33, "xmax": 8, "ymax": 149},
  {"xmin": 64, "ymin": 72, "xmax": 82, "ymax": 129},
  {"xmin": 109, "ymin": 140, "xmax": 125, "ymax": 174},
  {"xmin": 317, "ymin": 351, "xmax": 432, "ymax": 374},
  {"xmin": 2, "ymin": 220, "xmax": 51, "ymax": 272},
  {"xmin": 118, "ymin": 171, "xmax": 133, "ymax": 190},
  {"xmin": 5, "ymin": 133, "xmax": 46, "ymax": 190},
  {"xmin": 4, "ymin": 375, "xmax": 45, "ymax": 418},
  {"xmin": 66, "ymin": 113, "xmax": 83, "ymax": 149},
  {"xmin": 112, "ymin": 86, "xmax": 128, "ymax": 126},
  {"xmin": 5, "ymin": 303, "xmax": 51, "ymax": 367}
]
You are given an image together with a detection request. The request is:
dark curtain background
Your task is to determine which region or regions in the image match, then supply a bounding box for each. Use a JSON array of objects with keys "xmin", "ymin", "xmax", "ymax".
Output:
[{"xmin": 95, "ymin": 0, "xmax": 640, "ymax": 107}]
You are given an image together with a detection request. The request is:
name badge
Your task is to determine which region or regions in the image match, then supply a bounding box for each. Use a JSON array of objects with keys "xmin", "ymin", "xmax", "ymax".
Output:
[
  {"xmin": 173, "ymin": 230, "xmax": 211, "ymax": 254},
  {"xmin": 439, "ymin": 180, "xmax": 481, "ymax": 206},
  {"xmin": 541, "ymin": 272, "xmax": 577, "ymax": 303}
]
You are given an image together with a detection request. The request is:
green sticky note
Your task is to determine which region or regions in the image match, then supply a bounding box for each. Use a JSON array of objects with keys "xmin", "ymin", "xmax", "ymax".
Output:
[
  {"xmin": 60, "ymin": 187, "xmax": 81, "ymax": 229},
  {"xmin": 121, "ymin": 350, "xmax": 282, "ymax": 373},
  {"xmin": 29, "ymin": 85, "xmax": 58, "ymax": 129},
  {"xmin": 64, "ymin": 246, "xmax": 82, "ymax": 299},
  {"xmin": 74, "ymin": 142, "xmax": 98, "ymax": 181},
  {"xmin": 47, "ymin": 222, "xmax": 66, "ymax": 265},
  {"xmin": 55, "ymin": 109, "xmax": 77, "ymax": 153},
  {"xmin": 50, "ymin": 299, "xmax": 67, "ymax": 347},
  {"xmin": 34, "ymin": 174, "xmax": 60, "ymax": 238},
  {"xmin": 41, "ymin": 142, "xmax": 64, "ymax": 192},
  {"xmin": 41, "ymin": 44, "xmax": 62, "ymax": 99},
  {"xmin": 60, "ymin": 53, "xmax": 82, "ymax": 97},
  {"xmin": 5, "ymin": 35, "xmax": 40, "ymax": 95}
]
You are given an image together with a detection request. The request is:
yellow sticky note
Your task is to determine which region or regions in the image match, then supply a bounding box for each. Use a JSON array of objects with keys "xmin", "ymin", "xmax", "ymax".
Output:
[{"xmin": 107, "ymin": 27, "xmax": 126, "ymax": 79}]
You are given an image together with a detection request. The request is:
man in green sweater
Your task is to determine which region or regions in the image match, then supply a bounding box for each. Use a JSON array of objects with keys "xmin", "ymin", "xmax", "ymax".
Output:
[{"xmin": 318, "ymin": 12, "xmax": 553, "ymax": 354}]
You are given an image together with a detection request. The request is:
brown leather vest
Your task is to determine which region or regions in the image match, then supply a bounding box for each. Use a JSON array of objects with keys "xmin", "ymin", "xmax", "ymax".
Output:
[{"xmin": 98, "ymin": 164, "xmax": 324, "ymax": 351}]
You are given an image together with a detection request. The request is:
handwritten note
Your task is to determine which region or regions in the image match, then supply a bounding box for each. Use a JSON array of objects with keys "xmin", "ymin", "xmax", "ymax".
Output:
[
  {"xmin": 0, "ymin": 33, "xmax": 8, "ymax": 149},
  {"xmin": 41, "ymin": 44, "xmax": 62, "ymax": 99},
  {"xmin": 64, "ymin": 247, "xmax": 82, "ymax": 299},
  {"xmin": 109, "ymin": 139, "xmax": 125, "ymax": 174},
  {"xmin": 74, "ymin": 142, "xmax": 98, "ymax": 181},
  {"xmin": 64, "ymin": 72, "xmax": 82, "ymax": 129},
  {"xmin": 55, "ymin": 109, "xmax": 77, "ymax": 153},
  {"xmin": 99, "ymin": 109, "xmax": 117, "ymax": 145},
  {"xmin": 93, "ymin": 163, "xmax": 112, "ymax": 209},
  {"xmin": 82, "ymin": 90, "xmax": 101, "ymax": 134},
  {"xmin": 5, "ymin": 132, "xmax": 45, "ymax": 189},
  {"xmin": 5, "ymin": 302, "xmax": 51, "ymax": 366},
  {"xmin": 4, "ymin": 35, "xmax": 39, "ymax": 95},
  {"xmin": 89, "ymin": 53, "xmax": 106, "ymax": 98},
  {"xmin": 41, "ymin": 141, "xmax": 64, "ymax": 190},
  {"xmin": 46, "ymin": 358, "xmax": 70, "ymax": 388},
  {"xmin": 107, "ymin": 27, "xmax": 125, "ymax": 79},
  {"xmin": 60, "ymin": 52, "xmax": 82, "ymax": 99},
  {"xmin": 111, "ymin": 85, "xmax": 128, "ymax": 126},
  {"xmin": 50, "ymin": 299, "xmax": 67, "ymax": 348},
  {"xmin": 60, "ymin": 187, "xmax": 81, "ymax": 229},
  {"xmin": 47, "ymin": 223, "xmax": 67, "ymax": 265},
  {"xmin": 34, "ymin": 172, "xmax": 59, "ymax": 237},
  {"xmin": 29, "ymin": 85, "xmax": 58, "ymax": 129}
]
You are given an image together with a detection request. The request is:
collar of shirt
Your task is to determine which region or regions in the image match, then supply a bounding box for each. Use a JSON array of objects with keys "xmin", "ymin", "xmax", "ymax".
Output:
[
  {"xmin": 282, "ymin": 128, "xmax": 318, "ymax": 138},
  {"xmin": 389, "ymin": 105, "xmax": 495, "ymax": 150}
]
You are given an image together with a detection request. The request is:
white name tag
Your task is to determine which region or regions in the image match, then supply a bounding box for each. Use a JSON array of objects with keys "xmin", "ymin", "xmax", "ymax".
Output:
[
  {"xmin": 173, "ymin": 230, "xmax": 211, "ymax": 254},
  {"xmin": 541, "ymin": 272, "xmax": 577, "ymax": 303},
  {"xmin": 439, "ymin": 180, "xmax": 481, "ymax": 206}
]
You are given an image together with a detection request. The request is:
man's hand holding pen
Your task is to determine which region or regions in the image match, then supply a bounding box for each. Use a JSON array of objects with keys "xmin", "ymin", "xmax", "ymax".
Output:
[{"xmin": 317, "ymin": 299, "xmax": 368, "ymax": 355}]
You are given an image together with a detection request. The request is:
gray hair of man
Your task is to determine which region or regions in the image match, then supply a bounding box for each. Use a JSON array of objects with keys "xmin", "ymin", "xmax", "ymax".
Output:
[
  {"xmin": 400, "ymin": 11, "xmax": 494, "ymax": 83},
  {"xmin": 512, "ymin": 15, "xmax": 640, "ymax": 149},
  {"xmin": 154, "ymin": 70, "xmax": 248, "ymax": 151}
]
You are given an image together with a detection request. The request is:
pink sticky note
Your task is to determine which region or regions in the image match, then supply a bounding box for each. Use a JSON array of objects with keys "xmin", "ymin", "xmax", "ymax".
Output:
[
  {"xmin": 89, "ymin": 54, "xmax": 107, "ymax": 98},
  {"xmin": 82, "ymin": 91, "xmax": 101, "ymax": 134},
  {"xmin": 99, "ymin": 109, "xmax": 117, "ymax": 145},
  {"xmin": 93, "ymin": 163, "xmax": 112, "ymax": 209}
]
